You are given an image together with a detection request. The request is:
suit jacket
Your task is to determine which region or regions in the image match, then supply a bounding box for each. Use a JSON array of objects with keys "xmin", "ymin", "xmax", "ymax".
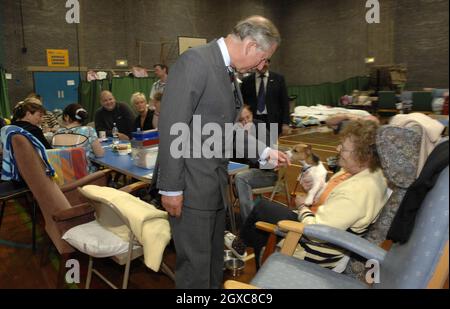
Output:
[
  {"xmin": 240, "ymin": 71, "xmax": 290, "ymax": 134},
  {"xmin": 156, "ymin": 40, "xmax": 266, "ymax": 211}
]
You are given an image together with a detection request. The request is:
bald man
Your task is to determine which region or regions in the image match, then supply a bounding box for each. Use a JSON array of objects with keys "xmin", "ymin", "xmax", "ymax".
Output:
[{"xmin": 94, "ymin": 91, "xmax": 135, "ymax": 139}]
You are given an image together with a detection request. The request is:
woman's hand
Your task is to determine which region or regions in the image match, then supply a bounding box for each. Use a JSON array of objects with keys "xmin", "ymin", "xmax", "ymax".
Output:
[
  {"xmin": 295, "ymin": 194, "xmax": 306, "ymax": 208},
  {"xmin": 300, "ymin": 172, "xmax": 314, "ymax": 192}
]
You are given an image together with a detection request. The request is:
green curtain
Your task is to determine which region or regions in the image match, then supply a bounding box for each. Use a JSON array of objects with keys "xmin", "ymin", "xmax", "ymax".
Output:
[
  {"xmin": 0, "ymin": 67, "xmax": 11, "ymax": 118},
  {"xmin": 111, "ymin": 76, "xmax": 157, "ymax": 109},
  {"xmin": 288, "ymin": 76, "xmax": 370, "ymax": 107},
  {"xmin": 79, "ymin": 79, "xmax": 110, "ymax": 122},
  {"xmin": 78, "ymin": 76, "xmax": 157, "ymax": 122}
]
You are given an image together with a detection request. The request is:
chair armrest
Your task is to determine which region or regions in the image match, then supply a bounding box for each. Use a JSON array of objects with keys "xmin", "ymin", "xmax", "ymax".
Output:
[
  {"xmin": 277, "ymin": 220, "xmax": 305, "ymax": 256},
  {"xmin": 52, "ymin": 203, "xmax": 94, "ymax": 222},
  {"xmin": 60, "ymin": 169, "xmax": 112, "ymax": 193},
  {"xmin": 256, "ymin": 221, "xmax": 277, "ymax": 233},
  {"xmin": 119, "ymin": 181, "xmax": 149, "ymax": 194},
  {"xmin": 224, "ymin": 280, "xmax": 259, "ymax": 289},
  {"xmin": 303, "ymin": 224, "xmax": 387, "ymax": 262},
  {"xmin": 278, "ymin": 220, "xmax": 304, "ymax": 234}
]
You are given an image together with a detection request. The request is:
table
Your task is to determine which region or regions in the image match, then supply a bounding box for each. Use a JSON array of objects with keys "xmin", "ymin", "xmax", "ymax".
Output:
[
  {"xmin": 92, "ymin": 142, "xmax": 248, "ymax": 233},
  {"xmin": 92, "ymin": 143, "xmax": 249, "ymax": 182},
  {"xmin": 91, "ymin": 143, "xmax": 155, "ymax": 183}
]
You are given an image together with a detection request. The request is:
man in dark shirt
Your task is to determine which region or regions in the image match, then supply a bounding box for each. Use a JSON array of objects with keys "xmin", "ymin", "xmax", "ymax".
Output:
[{"xmin": 94, "ymin": 91, "xmax": 135, "ymax": 139}]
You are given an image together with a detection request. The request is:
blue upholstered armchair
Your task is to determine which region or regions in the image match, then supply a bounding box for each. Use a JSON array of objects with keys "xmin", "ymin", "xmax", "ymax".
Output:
[
  {"xmin": 225, "ymin": 126, "xmax": 448, "ymax": 289},
  {"xmin": 225, "ymin": 166, "xmax": 448, "ymax": 289}
]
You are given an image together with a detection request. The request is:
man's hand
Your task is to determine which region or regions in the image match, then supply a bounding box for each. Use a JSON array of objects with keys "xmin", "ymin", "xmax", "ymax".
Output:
[
  {"xmin": 162, "ymin": 195, "xmax": 184, "ymax": 217},
  {"xmin": 267, "ymin": 149, "xmax": 291, "ymax": 167}
]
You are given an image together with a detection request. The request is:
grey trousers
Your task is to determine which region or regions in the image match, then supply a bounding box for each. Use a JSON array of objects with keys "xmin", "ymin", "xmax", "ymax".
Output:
[
  {"xmin": 169, "ymin": 206, "xmax": 225, "ymax": 289},
  {"xmin": 234, "ymin": 169, "xmax": 278, "ymax": 224}
]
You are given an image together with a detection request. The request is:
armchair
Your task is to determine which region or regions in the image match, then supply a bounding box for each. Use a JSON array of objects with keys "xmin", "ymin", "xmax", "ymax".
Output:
[
  {"xmin": 257, "ymin": 125, "xmax": 423, "ymax": 278},
  {"xmin": 10, "ymin": 134, "xmax": 112, "ymax": 287},
  {"xmin": 225, "ymin": 166, "xmax": 448, "ymax": 289}
]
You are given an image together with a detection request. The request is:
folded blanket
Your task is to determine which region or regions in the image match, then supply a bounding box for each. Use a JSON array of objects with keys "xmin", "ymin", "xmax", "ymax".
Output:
[
  {"xmin": 1, "ymin": 125, "xmax": 55, "ymax": 181},
  {"xmin": 390, "ymin": 113, "xmax": 445, "ymax": 176},
  {"xmin": 81, "ymin": 185, "xmax": 171, "ymax": 272}
]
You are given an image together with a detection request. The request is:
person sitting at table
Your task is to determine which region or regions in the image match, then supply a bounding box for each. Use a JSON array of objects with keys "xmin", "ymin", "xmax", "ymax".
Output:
[
  {"xmin": 131, "ymin": 92, "xmax": 160, "ymax": 131},
  {"xmin": 56, "ymin": 103, "xmax": 104, "ymax": 173},
  {"xmin": 95, "ymin": 90, "xmax": 135, "ymax": 140},
  {"xmin": 11, "ymin": 99, "xmax": 52, "ymax": 149},
  {"xmin": 26, "ymin": 93, "xmax": 59, "ymax": 133},
  {"xmin": 240, "ymin": 119, "xmax": 389, "ymax": 270}
]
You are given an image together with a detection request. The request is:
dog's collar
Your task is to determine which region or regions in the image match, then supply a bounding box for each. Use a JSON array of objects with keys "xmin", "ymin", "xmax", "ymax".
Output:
[
  {"xmin": 300, "ymin": 161, "xmax": 313, "ymax": 173},
  {"xmin": 301, "ymin": 161, "xmax": 313, "ymax": 173}
]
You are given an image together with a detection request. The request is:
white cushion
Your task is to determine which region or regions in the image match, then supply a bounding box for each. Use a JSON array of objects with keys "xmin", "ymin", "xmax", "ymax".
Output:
[{"xmin": 62, "ymin": 221, "xmax": 130, "ymax": 258}]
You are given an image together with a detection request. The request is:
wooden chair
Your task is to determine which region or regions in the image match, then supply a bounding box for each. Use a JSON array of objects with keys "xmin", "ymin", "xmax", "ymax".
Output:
[
  {"xmin": 11, "ymin": 134, "xmax": 111, "ymax": 287},
  {"xmin": 251, "ymin": 167, "xmax": 291, "ymax": 206}
]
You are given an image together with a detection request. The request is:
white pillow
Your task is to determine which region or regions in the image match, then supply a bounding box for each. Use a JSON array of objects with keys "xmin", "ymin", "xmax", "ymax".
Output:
[{"xmin": 62, "ymin": 221, "xmax": 130, "ymax": 258}]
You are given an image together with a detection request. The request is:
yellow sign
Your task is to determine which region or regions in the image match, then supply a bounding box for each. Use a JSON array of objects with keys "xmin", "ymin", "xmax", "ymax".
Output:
[{"xmin": 47, "ymin": 49, "xmax": 69, "ymax": 67}]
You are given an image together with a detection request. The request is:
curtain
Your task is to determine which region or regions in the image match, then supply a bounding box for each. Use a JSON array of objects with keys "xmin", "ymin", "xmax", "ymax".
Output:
[
  {"xmin": 111, "ymin": 76, "xmax": 156, "ymax": 108},
  {"xmin": 0, "ymin": 67, "xmax": 11, "ymax": 118},
  {"xmin": 79, "ymin": 79, "xmax": 110, "ymax": 122},
  {"xmin": 288, "ymin": 76, "xmax": 370, "ymax": 107}
]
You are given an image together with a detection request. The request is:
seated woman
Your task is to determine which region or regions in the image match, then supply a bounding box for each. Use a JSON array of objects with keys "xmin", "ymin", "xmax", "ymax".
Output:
[
  {"xmin": 241, "ymin": 120, "xmax": 389, "ymax": 270},
  {"xmin": 132, "ymin": 92, "xmax": 160, "ymax": 131},
  {"xmin": 12, "ymin": 99, "xmax": 52, "ymax": 149},
  {"xmin": 26, "ymin": 93, "xmax": 60, "ymax": 133},
  {"xmin": 55, "ymin": 103, "xmax": 104, "ymax": 173}
]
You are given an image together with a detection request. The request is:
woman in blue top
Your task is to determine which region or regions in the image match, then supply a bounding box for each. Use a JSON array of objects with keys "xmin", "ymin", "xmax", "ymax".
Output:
[{"xmin": 56, "ymin": 103, "xmax": 104, "ymax": 173}]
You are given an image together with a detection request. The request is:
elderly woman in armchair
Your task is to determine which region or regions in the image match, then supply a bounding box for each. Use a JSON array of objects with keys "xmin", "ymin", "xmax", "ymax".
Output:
[{"xmin": 240, "ymin": 120, "xmax": 390, "ymax": 270}]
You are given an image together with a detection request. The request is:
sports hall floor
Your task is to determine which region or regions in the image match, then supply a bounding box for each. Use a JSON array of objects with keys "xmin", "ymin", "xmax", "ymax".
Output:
[{"xmin": 0, "ymin": 126, "xmax": 340, "ymax": 289}]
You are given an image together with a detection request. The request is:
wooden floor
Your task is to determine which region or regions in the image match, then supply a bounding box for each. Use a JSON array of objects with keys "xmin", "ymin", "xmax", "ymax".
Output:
[{"xmin": 0, "ymin": 125, "xmax": 339, "ymax": 289}]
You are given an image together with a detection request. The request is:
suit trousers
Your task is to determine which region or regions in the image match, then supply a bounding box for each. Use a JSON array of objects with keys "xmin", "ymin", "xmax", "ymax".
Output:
[{"xmin": 169, "ymin": 205, "xmax": 225, "ymax": 289}]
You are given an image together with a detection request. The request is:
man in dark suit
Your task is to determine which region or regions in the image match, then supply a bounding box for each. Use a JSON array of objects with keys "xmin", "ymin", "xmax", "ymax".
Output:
[
  {"xmin": 156, "ymin": 16, "xmax": 289, "ymax": 288},
  {"xmin": 240, "ymin": 60, "xmax": 290, "ymax": 137}
]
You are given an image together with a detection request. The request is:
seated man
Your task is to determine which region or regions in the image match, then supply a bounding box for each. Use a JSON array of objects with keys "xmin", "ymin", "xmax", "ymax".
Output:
[
  {"xmin": 95, "ymin": 90, "xmax": 135, "ymax": 140},
  {"xmin": 240, "ymin": 120, "xmax": 390, "ymax": 269},
  {"xmin": 233, "ymin": 106, "xmax": 278, "ymax": 224}
]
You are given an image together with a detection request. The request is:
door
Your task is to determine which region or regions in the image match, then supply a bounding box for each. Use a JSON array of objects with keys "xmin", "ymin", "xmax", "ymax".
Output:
[{"xmin": 33, "ymin": 72, "xmax": 80, "ymax": 112}]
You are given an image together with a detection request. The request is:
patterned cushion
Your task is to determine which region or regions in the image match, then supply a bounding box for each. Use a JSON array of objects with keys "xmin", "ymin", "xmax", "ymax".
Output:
[
  {"xmin": 376, "ymin": 125, "xmax": 421, "ymax": 188},
  {"xmin": 46, "ymin": 147, "xmax": 88, "ymax": 186}
]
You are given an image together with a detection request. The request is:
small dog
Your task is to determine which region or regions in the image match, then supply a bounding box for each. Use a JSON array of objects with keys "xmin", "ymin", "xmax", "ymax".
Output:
[{"xmin": 286, "ymin": 144, "xmax": 328, "ymax": 206}]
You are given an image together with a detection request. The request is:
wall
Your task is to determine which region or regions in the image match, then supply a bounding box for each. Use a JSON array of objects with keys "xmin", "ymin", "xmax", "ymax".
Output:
[
  {"xmin": 394, "ymin": 0, "xmax": 449, "ymax": 89},
  {"xmin": 278, "ymin": 0, "xmax": 448, "ymax": 89},
  {"xmin": 1, "ymin": 0, "xmax": 448, "ymax": 109},
  {"xmin": 1, "ymin": 0, "xmax": 281, "ymax": 108},
  {"xmin": 278, "ymin": 0, "xmax": 395, "ymax": 85}
]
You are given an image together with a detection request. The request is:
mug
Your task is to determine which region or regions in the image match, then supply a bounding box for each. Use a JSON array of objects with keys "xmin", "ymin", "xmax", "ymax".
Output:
[{"xmin": 99, "ymin": 131, "xmax": 106, "ymax": 139}]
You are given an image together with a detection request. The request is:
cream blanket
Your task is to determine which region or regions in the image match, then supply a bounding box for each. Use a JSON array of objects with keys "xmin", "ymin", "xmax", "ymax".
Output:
[
  {"xmin": 81, "ymin": 185, "xmax": 171, "ymax": 272},
  {"xmin": 390, "ymin": 113, "xmax": 445, "ymax": 176}
]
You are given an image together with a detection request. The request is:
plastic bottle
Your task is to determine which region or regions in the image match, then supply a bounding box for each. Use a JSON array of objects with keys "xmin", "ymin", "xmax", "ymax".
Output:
[{"xmin": 112, "ymin": 122, "xmax": 119, "ymax": 145}]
